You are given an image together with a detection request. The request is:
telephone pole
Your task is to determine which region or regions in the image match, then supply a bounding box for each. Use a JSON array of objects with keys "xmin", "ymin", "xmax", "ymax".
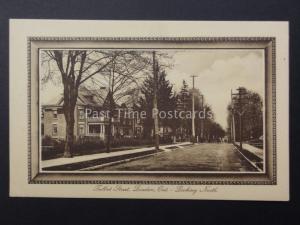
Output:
[
  {"xmin": 231, "ymin": 87, "xmax": 247, "ymax": 150},
  {"xmin": 230, "ymin": 89, "xmax": 236, "ymax": 143},
  {"xmin": 153, "ymin": 51, "xmax": 160, "ymax": 151},
  {"xmin": 191, "ymin": 75, "xmax": 198, "ymax": 143},
  {"xmin": 200, "ymin": 94, "xmax": 204, "ymax": 142}
]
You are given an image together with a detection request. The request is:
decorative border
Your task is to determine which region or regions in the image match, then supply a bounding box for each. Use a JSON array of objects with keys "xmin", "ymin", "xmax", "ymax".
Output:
[
  {"xmin": 28, "ymin": 37, "xmax": 276, "ymax": 185},
  {"xmin": 27, "ymin": 38, "xmax": 32, "ymax": 183},
  {"xmin": 30, "ymin": 180, "xmax": 274, "ymax": 185},
  {"xmin": 272, "ymin": 39, "xmax": 277, "ymax": 183},
  {"xmin": 28, "ymin": 36, "xmax": 275, "ymax": 42}
]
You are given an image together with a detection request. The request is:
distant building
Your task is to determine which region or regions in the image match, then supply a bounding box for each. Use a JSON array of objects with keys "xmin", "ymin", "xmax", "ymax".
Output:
[{"xmin": 41, "ymin": 86, "xmax": 142, "ymax": 141}]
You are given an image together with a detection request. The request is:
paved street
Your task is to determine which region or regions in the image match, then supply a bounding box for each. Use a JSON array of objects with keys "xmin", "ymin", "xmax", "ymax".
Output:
[{"xmin": 98, "ymin": 143, "xmax": 257, "ymax": 171}]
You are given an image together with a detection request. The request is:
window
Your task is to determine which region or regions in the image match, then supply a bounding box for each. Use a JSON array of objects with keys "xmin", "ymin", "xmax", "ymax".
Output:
[
  {"xmin": 53, "ymin": 110, "xmax": 57, "ymax": 119},
  {"xmin": 79, "ymin": 110, "xmax": 85, "ymax": 119},
  {"xmin": 79, "ymin": 125, "xmax": 85, "ymax": 135},
  {"xmin": 88, "ymin": 124, "xmax": 101, "ymax": 134},
  {"xmin": 52, "ymin": 124, "xmax": 58, "ymax": 136}
]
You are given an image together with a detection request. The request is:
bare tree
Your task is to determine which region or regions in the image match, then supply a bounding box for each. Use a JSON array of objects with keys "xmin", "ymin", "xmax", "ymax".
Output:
[
  {"xmin": 88, "ymin": 51, "xmax": 151, "ymax": 152},
  {"xmin": 41, "ymin": 50, "xmax": 173, "ymax": 156},
  {"xmin": 41, "ymin": 50, "xmax": 114, "ymax": 157}
]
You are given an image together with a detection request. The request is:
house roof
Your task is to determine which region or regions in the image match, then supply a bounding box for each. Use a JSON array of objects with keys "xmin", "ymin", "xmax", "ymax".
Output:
[
  {"xmin": 78, "ymin": 86, "xmax": 107, "ymax": 106},
  {"xmin": 43, "ymin": 86, "xmax": 108, "ymax": 107},
  {"xmin": 46, "ymin": 94, "xmax": 64, "ymax": 106}
]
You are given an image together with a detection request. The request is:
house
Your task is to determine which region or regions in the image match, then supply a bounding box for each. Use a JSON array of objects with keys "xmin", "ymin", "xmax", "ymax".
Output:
[{"xmin": 41, "ymin": 86, "xmax": 142, "ymax": 141}]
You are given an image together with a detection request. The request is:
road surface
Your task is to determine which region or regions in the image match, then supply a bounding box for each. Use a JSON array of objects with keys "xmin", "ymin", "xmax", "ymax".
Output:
[{"xmin": 97, "ymin": 143, "xmax": 257, "ymax": 171}]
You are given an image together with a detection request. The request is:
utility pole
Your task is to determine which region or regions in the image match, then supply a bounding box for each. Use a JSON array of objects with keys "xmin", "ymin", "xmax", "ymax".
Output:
[
  {"xmin": 230, "ymin": 89, "xmax": 236, "ymax": 143},
  {"xmin": 200, "ymin": 94, "xmax": 204, "ymax": 142},
  {"xmin": 231, "ymin": 87, "xmax": 247, "ymax": 150},
  {"xmin": 237, "ymin": 88, "xmax": 244, "ymax": 151},
  {"xmin": 153, "ymin": 51, "xmax": 160, "ymax": 151},
  {"xmin": 191, "ymin": 75, "xmax": 198, "ymax": 143}
]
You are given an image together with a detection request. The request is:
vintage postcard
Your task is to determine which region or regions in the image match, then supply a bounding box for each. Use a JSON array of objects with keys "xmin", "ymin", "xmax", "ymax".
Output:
[{"xmin": 9, "ymin": 20, "xmax": 289, "ymax": 200}]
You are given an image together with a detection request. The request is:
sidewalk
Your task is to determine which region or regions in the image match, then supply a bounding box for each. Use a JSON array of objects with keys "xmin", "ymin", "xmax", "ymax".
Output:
[
  {"xmin": 235, "ymin": 142, "xmax": 263, "ymax": 160},
  {"xmin": 242, "ymin": 143, "xmax": 263, "ymax": 160},
  {"xmin": 234, "ymin": 142, "xmax": 263, "ymax": 172},
  {"xmin": 42, "ymin": 142, "xmax": 191, "ymax": 171}
]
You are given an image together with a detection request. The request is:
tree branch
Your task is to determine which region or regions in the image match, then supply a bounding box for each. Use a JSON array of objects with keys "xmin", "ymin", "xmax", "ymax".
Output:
[{"xmin": 79, "ymin": 56, "xmax": 116, "ymax": 85}]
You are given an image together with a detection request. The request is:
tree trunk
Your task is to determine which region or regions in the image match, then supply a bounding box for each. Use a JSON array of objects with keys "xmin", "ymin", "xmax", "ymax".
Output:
[
  {"xmin": 152, "ymin": 52, "xmax": 160, "ymax": 151},
  {"xmin": 63, "ymin": 82, "xmax": 78, "ymax": 158},
  {"xmin": 106, "ymin": 114, "xmax": 112, "ymax": 153},
  {"xmin": 106, "ymin": 92, "xmax": 114, "ymax": 153},
  {"xmin": 64, "ymin": 110, "xmax": 75, "ymax": 157}
]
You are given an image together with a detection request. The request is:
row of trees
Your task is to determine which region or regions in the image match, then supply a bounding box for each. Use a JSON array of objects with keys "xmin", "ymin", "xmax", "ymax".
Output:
[
  {"xmin": 227, "ymin": 88, "xmax": 263, "ymax": 142},
  {"xmin": 42, "ymin": 50, "xmax": 172, "ymax": 157},
  {"xmin": 137, "ymin": 69, "xmax": 225, "ymax": 142},
  {"xmin": 42, "ymin": 50, "xmax": 225, "ymax": 157}
]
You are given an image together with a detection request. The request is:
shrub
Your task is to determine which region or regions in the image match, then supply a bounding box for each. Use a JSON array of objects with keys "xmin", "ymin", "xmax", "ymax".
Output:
[
  {"xmin": 42, "ymin": 135, "xmax": 55, "ymax": 146},
  {"xmin": 160, "ymin": 136, "xmax": 173, "ymax": 144},
  {"xmin": 111, "ymin": 138, "xmax": 152, "ymax": 148},
  {"xmin": 42, "ymin": 135, "xmax": 173, "ymax": 160},
  {"xmin": 74, "ymin": 137, "xmax": 105, "ymax": 152}
]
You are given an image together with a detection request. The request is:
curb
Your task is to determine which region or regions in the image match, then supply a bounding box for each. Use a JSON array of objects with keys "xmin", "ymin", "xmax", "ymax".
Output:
[
  {"xmin": 42, "ymin": 142, "xmax": 192, "ymax": 171},
  {"xmin": 80, "ymin": 151, "xmax": 161, "ymax": 171},
  {"xmin": 234, "ymin": 146, "xmax": 263, "ymax": 172}
]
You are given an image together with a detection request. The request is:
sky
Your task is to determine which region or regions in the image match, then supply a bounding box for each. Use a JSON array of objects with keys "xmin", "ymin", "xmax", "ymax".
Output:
[
  {"xmin": 165, "ymin": 49, "xmax": 265, "ymax": 129},
  {"xmin": 41, "ymin": 49, "xmax": 265, "ymax": 130}
]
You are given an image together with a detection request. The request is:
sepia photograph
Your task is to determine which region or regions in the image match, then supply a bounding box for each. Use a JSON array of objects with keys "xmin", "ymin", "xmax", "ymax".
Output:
[{"xmin": 40, "ymin": 48, "xmax": 265, "ymax": 173}]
